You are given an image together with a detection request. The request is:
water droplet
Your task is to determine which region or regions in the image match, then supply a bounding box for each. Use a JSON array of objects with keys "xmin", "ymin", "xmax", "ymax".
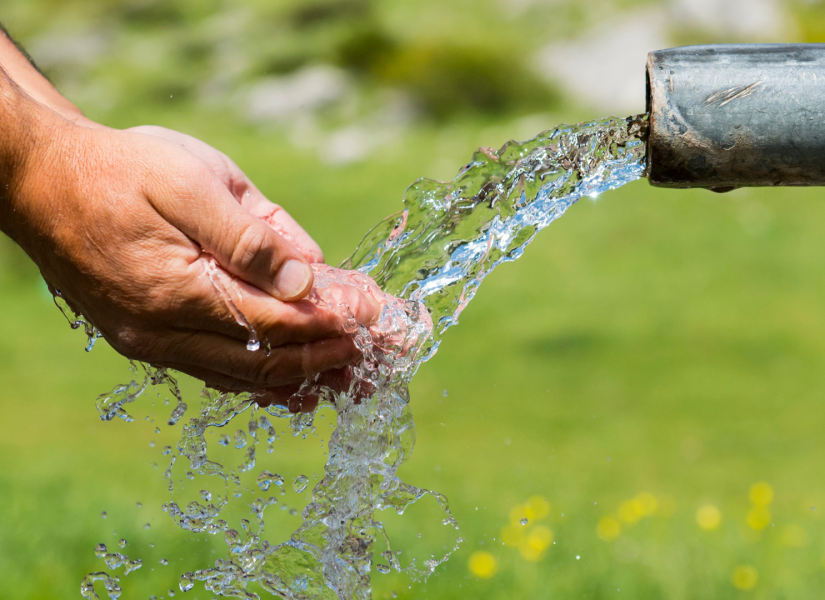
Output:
[
  {"xmin": 149, "ymin": 440, "xmax": 156, "ymax": 448},
  {"xmin": 234, "ymin": 430, "xmax": 247, "ymax": 449},
  {"xmin": 118, "ymin": 539, "xmax": 127, "ymax": 549},
  {"xmin": 257, "ymin": 471, "xmax": 284, "ymax": 491},
  {"xmin": 247, "ymin": 339, "xmax": 260, "ymax": 352},
  {"xmin": 162, "ymin": 445, "xmax": 172, "ymax": 456},
  {"xmin": 218, "ymin": 434, "xmax": 230, "ymax": 447},
  {"xmin": 376, "ymin": 564, "xmax": 390, "ymax": 574},
  {"xmin": 136, "ymin": 502, "xmax": 142, "ymax": 508},
  {"xmin": 144, "ymin": 523, "xmax": 151, "ymax": 530},
  {"xmin": 200, "ymin": 490, "xmax": 212, "ymax": 502},
  {"xmin": 160, "ymin": 558, "xmax": 169, "ymax": 565},
  {"xmin": 576, "ymin": 555, "xmax": 581, "ymax": 560},
  {"xmin": 168, "ymin": 401, "xmax": 188, "ymax": 426},
  {"xmin": 179, "ymin": 573, "xmax": 195, "ymax": 592},
  {"xmin": 94, "ymin": 543, "xmax": 108, "ymax": 558},
  {"xmin": 293, "ymin": 475, "xmax": 309, "ymax": 493},
  {"xmin": 520, "ymin": 518, "xmax": 528, "ymax": 525},
  {"xmin": 100, "ymin": 512, "xmax": 107, "ymax": 519}
]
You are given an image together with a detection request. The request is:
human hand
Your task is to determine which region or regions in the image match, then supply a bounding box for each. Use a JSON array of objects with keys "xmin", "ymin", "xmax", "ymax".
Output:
[
  {"xmin": 0, "ymin": 100, "xmax": 381, "ymax": 390},
  {"xmin": 252, "ymin": 264, "xmax": 434, "ymax": 413},
  {"xmin": 126, "ymin": 125, "xmax": 324, "ymax": 264}
]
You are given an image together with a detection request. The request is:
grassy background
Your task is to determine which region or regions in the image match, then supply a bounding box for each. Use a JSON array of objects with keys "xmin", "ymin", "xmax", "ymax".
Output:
[{"xmin": 4, "ymin": 1, "xmax": 825, "ymax": 599}]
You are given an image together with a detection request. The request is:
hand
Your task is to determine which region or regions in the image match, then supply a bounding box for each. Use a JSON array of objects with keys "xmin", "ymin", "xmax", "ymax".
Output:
[
  {"xmin": 251, "ymin": 265, "xmax": 434, "ymax": 413},
  {"xmin": 126, "ymin": 125, "xmax": 324, "ymax": 264},
  {"xmin": 1, "ymin": 100, "xmax": 381, "ymax": 390}
]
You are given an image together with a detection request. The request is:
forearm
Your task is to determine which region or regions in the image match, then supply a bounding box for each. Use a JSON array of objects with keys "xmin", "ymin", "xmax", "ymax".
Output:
[
  {"xmin": 0, "ymin": 61, "xmax": 70, "ymax": 249},
  {"xmin": 0, "ymin": 23, "xmax": 90, "ymax": 124},
  {"xmin": 0, "ymin": 66, "xmax": 37, "ymax": 206}
]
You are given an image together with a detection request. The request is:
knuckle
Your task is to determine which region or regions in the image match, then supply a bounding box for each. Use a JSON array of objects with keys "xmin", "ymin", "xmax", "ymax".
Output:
[
  {"xmin": 110, "ymin": 326, "xmax": 164, "ymax": 362},
  {"xmin": 250, "ymin": 357, "xmax": 283, "ymax": 386},
  {"xmin": 230, "ymin": 224, "xmax": 273, "ymax": 275}
]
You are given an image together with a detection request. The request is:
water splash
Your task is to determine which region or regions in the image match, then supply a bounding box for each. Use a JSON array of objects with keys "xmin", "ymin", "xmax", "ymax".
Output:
[
  {"xmin": 51, "ymin": 287, "xmax": 103, "ymax": 351},
  {"xmin": 81, "ymin": 543, "xmax": 143, "ymax": 600},
  {"xmin": 79, "ymin": 114, "xmax": 647, "ymax": 598}
]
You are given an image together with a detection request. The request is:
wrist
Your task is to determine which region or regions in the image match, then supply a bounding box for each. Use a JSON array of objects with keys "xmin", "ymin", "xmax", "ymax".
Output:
[{"xmin": 0, "ymin": 71, "xmax": 68, "ymax": 238}]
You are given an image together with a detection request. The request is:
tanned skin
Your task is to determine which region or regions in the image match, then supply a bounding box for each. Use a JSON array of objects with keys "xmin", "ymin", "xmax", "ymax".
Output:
[{"xmin": 0, "ymin": 24, "xmax": 380, "ymax": 398}]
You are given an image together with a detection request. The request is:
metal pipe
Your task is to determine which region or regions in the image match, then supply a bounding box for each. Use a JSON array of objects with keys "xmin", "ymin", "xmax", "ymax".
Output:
[{"xmin": 646, "ymin": 44, "xmax": 825, "ymax": 191}]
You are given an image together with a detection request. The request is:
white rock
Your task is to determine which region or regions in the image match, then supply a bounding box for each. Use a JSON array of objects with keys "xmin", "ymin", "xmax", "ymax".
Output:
[
  {"xmin": 534, "ymin": 9, "xmax": 670, "ymax": 114},
  {"xmin": 669, "ymin": 0, "xmax": 792, "ymax": 40},
  {"xmin": 533, "ymin": 0, "xmax": 796, "ymax": 114},
  {"xmin": 28, "ymin": 30, "xmax": 110, "ymax": 69},
  {"xmin": 246, "ymin": 65, "xmax": 349, "ymax": 122},
  {"xmin": 320, "ymin": 125, "xmax": 378, "ymax": 165}
]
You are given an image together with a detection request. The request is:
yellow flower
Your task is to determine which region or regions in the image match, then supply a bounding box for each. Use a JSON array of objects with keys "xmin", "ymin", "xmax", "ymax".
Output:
[
  {"xmin": 696, "ymin": 504, "xmax": 722, "ymax": 531},
  {"xmin": 519, "ymin": 526, "xmax": 553, "ymax": 562},
  {"xmin": 731, "ymin": 565, "xmax": 758, "ymax": 590},
  {"xmin": 510, "ymin": 504, "xmax": 532, "ymax": 526},
  {"xmin": 746, "ymin": 506, "xmax": 771, "ymax": 531},
  {"xmin": 501, "ymin": 524, "xmax": 525, "ymax": 547},
  {"xmin": 780, "ymin": 524, "xmax": 808, "ymax": 547},
  {"xmin": 749, "ymin": 482, "xmax": 774, "ymax": 507},
  {"xmin": 526, "ymin": 496, "xmax": 550, "ymax": 520},
  {"xmin": 619, "ymin": 500, "xmax": 642, "ymax": 524},
  {"xmin": 617, "ymin": 493, "xmax": 659, "ymax": 524},
  {"xmin": 597, "ymin": 517, "xmax": 621, "ymax": 542},
  {"xmin": 468, "ymin": 551, "xmax": 498, "ymax": 579},
  {"xmin": 634, "ymin": 493, "xmax": 658, "ymax": 516}
]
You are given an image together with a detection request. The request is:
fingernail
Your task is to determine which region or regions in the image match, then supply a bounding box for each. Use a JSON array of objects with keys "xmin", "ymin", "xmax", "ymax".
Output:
[{"xmin": 273, "ymin": 260, "xmax": 312, "ymax": 299}]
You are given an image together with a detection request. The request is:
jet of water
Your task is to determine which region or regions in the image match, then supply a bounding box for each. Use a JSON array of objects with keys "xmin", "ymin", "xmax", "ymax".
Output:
[{"xmin": 80, "ymin": 114, "xmax": 648, "ymax": 600}]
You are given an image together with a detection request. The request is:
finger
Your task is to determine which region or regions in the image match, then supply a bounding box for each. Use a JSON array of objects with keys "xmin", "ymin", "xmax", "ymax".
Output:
[
  {"xmin": 256, "ymin": 367, "xmax": 375, "ymax": 411},
  {"xmin": 142, "ymin": 145, "xmax": 314, "ymax": 301},
  {"xmin": 243, "ymin": 194, "xmax": 325, "ymax": 264},
  {"xmin": 163, "ymin": 330, "xmax": 362, "ymax": 387},
  {"xmin": 175, "ymin": 258, "xmax": 381, "ymax": 346},
  {"xmin": 130, "ymin": 127, "xmax": 324, "ymax": 264},
  {"xmin": 160, "ymin": 362, "xmax": 265, "ymax": 392},
  {"xmin": 256, "ymin": 386, "xmax": 321, "ymax": 414}
]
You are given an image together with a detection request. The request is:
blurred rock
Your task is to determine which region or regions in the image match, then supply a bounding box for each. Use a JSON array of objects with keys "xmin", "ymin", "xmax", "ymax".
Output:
[
  {"xmin": 534, "ymin": 9, "xmax": 669, "ymax": 114},
  {"xmin": 496, "ymin": 0, "xmax": 566, "ymax": 17},
  {"xmin": 246, "ymin": 65, "xmax": 349, "ymax": 122},
  {"xmin": 28, "ymin": 29, "xmax": 111, "ymax": 69},
  {"xmin": 669, "ymin": 0, "xmax": 792, "ymax": 40},
  {"xmin": 319, "ymin": 125, "xmax": 378, "ymax": 165},
  {"xmin": 534, "ymin": 0, "xmax": 797, "ymax": 114},
  {"xmin": 317, "ymin": 91, "xmax": 415, "ymax": 165}
]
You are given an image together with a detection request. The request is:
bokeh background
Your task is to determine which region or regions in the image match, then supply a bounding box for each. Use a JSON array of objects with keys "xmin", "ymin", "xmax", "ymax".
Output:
[{"xmin": 4, "ymin": 0, "xmax": 825, "ymax": 598}]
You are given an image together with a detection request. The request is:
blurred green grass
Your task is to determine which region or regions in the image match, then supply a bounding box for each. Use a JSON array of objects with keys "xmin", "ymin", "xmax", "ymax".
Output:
[
  {"xmin": 6, "ymin": 108, "xmax": 825, "ymax": 599},
  {"xmin": 5, "ymin": 0, "xmax": 825, "ymax": 598}
]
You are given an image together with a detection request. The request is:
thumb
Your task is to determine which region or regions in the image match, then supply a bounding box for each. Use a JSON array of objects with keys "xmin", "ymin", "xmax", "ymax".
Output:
[{"xmin": 146, "ymin": 150, "xmax": 314, "ymax": 301}]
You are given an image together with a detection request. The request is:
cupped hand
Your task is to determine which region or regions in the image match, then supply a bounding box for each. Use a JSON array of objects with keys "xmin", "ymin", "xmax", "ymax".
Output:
[
  {"xmin": 1, "ymin": 107, "xmax": 381, "ymax": 390},
  {"xmin": 126, "ymin": 125, "xmax": 324, "ymax": 264}
]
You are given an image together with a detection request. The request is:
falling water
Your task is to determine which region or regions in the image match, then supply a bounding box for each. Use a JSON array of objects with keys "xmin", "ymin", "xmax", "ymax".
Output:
[{"xmin": 78, "ymin": 114, "xmax": 648, "ymax": 599}]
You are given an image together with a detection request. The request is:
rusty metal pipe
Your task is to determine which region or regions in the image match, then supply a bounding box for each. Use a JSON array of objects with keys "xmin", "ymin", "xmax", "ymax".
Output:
[{"xmin": 646, "ymin": 44, "xmax": 825, "ymax": 191}]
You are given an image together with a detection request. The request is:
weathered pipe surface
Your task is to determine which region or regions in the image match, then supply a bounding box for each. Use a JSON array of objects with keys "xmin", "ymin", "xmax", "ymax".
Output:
[{"xmin": 647, "ymin": 44, "xmax": 825, "ymax": 190}]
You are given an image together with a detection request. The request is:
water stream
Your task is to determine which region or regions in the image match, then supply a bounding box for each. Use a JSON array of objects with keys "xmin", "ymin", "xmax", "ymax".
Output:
[{"xmin": 78, "ymin": 113, "xmax": 648, "ymax": 599}]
